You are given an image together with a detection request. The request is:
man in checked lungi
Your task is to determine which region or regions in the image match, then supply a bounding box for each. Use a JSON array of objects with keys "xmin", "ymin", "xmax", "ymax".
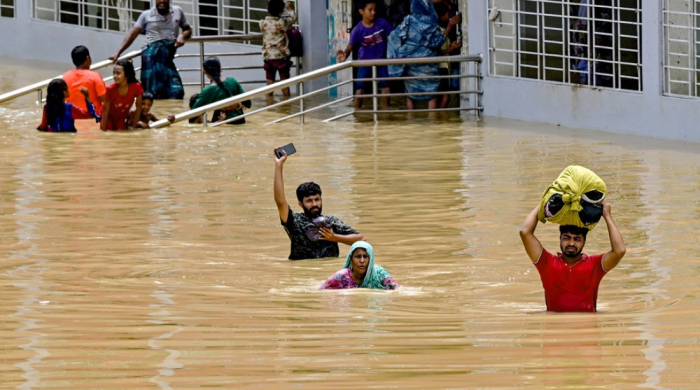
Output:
[{"xmin": 110, "ymin": 0, "xmax": 191, "ymax": 99}]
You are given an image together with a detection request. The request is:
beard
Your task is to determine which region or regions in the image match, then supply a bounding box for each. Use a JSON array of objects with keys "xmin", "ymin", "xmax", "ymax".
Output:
[
  {"xmin": 561, "ymin": 245, "xmax": 583, "ymax": 259},
  {"xmin": 157, "ymin": 4, "xmax": 170, "ymax": 15},
  {"xmin": 302, "ymin": 205, "xmax": 322, "ymax": 219}
]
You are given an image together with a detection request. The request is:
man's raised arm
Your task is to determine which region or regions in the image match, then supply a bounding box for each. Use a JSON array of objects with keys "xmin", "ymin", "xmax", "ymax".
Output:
[
  {"xmin": 601, "ymin": 200, "xmax": 626, "ymax": 271},
  {"xmin": 519, "ymin": 205, "xmax": 544, "ymax": 263},
  {"xmin": 273, "ymin": 147, "xmax": 290, "ymax": 224},
  {"xmin": 109, "ymin": 26, "xmax": 143, "ymax": 63}
]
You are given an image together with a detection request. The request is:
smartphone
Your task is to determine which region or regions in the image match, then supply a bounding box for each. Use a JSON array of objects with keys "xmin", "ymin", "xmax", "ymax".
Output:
[{"xmin": 275, "ymin": 143, "xmax": 297, "ymax": 158}]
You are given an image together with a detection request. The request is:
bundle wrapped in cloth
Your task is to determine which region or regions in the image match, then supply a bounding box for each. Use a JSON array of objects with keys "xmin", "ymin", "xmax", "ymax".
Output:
[{"xmin": 538, "ymin": 165, "xmax": 607, "ymax": 230}]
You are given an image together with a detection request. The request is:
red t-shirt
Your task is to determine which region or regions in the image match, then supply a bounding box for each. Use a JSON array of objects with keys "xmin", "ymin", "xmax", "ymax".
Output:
[
  {"xmin": 535, "ymin": 248, "xmax": 607, "ymax": 312},
  {"xmin": 105, "ymin": 82, "xmax": 143, "ymax": 130}
]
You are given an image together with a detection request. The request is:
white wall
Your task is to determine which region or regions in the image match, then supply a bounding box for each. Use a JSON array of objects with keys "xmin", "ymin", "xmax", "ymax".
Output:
[{"xmin": 469, "ymin": 0, "xmax": 700, "ymax": 143}]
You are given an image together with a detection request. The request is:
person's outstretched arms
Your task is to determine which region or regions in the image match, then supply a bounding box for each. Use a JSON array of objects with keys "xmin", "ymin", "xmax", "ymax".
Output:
[
  {"xmin": 601, "ymin": 200, "xmax": 626, "ymax": 271},
  {"xmin": 109, "ymin": 26, "xmax": 143, "ymax": 63},
  {"xmin": 273, "ymin": 147, "xmax": 290, "ymax": 223},
  {"xmin": 519, "ymin": 205, "xmax": 544, "ymax": 263}
]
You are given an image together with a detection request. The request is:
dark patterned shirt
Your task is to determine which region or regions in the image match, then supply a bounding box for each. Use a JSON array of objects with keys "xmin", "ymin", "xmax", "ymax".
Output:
[{"xmin": 281, "ymin": 207, "xmax": 359, "ymax": 260}]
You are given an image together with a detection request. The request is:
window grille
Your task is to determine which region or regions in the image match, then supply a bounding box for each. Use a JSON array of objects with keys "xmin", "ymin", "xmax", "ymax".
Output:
[
  {"xmin": 31, "ymin": 0, "xmax": 294, "ymax": 36},
  {"xmin": 488, "ymin": 0, "xmax": 642, "ymax": 92},
  {"xmin": 1, "ymin": 0, "xmax": 15, "ymax": 18},
  {"xmin": 663, "ymin": 0, "xmax": 700, "ymax": 97}
]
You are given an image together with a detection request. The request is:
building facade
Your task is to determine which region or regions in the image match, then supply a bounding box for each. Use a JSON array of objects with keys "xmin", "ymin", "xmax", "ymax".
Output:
[
  {"xmin": 2, "ymin": 1, "xmax": 700, "ymax": 142},
  {"xmin": 472, "ymin": 0, "xmax": 700, "ymax": 142}
]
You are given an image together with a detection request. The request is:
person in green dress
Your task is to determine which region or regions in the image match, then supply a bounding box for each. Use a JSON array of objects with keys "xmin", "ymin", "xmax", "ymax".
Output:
[{"xmin": 190, "ymin": 57, "xmax": 252, "ymax": 125}]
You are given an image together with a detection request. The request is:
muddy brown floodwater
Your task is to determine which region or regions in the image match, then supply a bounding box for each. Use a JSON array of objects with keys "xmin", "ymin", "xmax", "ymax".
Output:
[{"xmin": 1, "ymin": 57, "xmax": 700, "ymax": 389}]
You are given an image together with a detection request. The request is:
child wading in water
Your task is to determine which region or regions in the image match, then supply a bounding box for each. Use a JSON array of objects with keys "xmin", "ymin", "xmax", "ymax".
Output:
[
  {"xmin": 129, "ymin": 91, "xmax": 160, "ymax": 129},
  {"xmin": 102, "ymin": 60, "xmax": 144, "ymax": 131},
  {"xmin": 37, "ymin": 79, "xmax": 101, "ymax": 132}
]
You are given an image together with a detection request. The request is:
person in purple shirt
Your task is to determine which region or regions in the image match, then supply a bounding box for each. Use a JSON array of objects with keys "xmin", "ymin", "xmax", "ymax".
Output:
[{"xmin": 337, "ymin": 0, "xmax": 393, "ymax": 109}]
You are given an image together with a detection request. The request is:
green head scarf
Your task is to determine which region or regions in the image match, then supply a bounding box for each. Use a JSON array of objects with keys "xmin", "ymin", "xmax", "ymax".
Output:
[{"xmin": 344, "ymin": 241, "xmax": 392, "ymax": 289}]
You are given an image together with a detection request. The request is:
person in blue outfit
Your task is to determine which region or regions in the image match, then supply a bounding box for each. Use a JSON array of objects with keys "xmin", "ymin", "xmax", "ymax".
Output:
[
  {"xmin": 337, "ymin": 0, "xmax": 394, "ymax": 109},
  {"xmin": 387, "ymin": 0, "xmax": 445, "ymax": 110},
  {"xmin": 37, "ymin": 79, "xmax": 101, "ymax": 132}
]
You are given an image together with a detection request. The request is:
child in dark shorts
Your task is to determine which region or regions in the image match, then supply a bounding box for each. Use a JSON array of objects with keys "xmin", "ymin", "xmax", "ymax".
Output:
[
  {"xmin": 264, "ymin": 58, "xmax": 293, "ymax": 89},
  {"xmin": 260, "ymin": 0, "xmax": 297, "ymax": 98},
  {"xmin": 337, "ymin": 0, "xmax": 394, "ymax": 109}
]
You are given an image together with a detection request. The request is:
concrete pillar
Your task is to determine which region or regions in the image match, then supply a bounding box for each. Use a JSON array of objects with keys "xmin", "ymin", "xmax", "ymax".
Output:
[
  {"xmin": 298, "ymin": 0, "xmax": 330, "ymax": 91},
  {"xmin": 643, "ymin": 0, "xmax": 664, "ymax": 96}
]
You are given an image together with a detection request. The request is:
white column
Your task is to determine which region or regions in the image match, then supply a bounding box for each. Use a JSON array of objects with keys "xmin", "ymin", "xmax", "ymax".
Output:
[
  {"xmin": 641, "ymin": 0, "xmax": 662, "ymax": 97},
  {"xmin": 297, "ymin": 0, "xmax": 330, "ymax": 91}
]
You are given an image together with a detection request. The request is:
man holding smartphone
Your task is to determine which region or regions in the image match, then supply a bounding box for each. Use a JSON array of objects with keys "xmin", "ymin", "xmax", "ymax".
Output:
[{"xmin": 273, "ymin": 147, "xmax": 364, "ymax": 260}]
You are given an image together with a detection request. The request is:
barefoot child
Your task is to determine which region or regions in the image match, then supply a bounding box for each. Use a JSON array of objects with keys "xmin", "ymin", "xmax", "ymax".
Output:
[
  {"xmin": 37, "ymin": 79, "xmax": 101, "ymax": 132},
  {"xmin": 129, "ymin": 92, "xmax": 159, "ymax": 128},
  {"xmin": 102, "ymin": 60, "xmax": 143, "ymax": 131},
  {"xmin": 259, "ymin": 0, "xmax": 297, "ymax": 98}
]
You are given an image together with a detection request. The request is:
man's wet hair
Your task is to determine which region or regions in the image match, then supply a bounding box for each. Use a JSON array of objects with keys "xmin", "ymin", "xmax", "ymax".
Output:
[
  {"xmin": 268, "ymin": 0, "xmax": 285, "ymax": 17},
  {"xmin": 71, "ymin": 45, "xmax": 90, "ymax": 67},
  {"xmin": 296, "ymin": 182, "xmax": 322, "ymax": 202},
  {"xmin": 559, "ymin": 225, "xmax": 589, "ymax": 239}
]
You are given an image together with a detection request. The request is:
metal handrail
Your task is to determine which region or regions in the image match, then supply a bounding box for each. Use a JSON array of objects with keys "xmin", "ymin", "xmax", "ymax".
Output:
[
  {"xmin": 188, "ymin": 34, "xmax": 262, "ymax": 43},
  {"xmin": 0, "ymin": 50, "xmax": 143, "ymax": 104},
  {"xmin": 0, "ymin": 34, "xmax": 263, "ymax": 105},
  {"xmin": 150, "ymin": 54, "xmax": 483, "ymax": 128}
]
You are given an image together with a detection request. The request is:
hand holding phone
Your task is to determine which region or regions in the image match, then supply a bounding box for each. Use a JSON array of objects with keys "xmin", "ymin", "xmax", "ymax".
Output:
[{"xmin": 275, "ymin": 143, "xmax": 297, "ymax": 159}]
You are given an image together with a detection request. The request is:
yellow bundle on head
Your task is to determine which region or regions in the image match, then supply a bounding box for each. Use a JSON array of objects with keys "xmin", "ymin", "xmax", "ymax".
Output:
[{"xmin": 538, "ymin": 165, "xmax": 607, "ymax": 230}]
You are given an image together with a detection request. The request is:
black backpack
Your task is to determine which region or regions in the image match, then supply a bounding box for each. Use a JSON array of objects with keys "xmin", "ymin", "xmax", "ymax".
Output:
[{"xmin": 287, "ymin": 28, "xmax": 303, "ymax": 57}]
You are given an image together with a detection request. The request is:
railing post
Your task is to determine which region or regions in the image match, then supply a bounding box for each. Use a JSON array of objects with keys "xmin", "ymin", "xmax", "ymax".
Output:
[
  {"xmin": 296, "ymin": 57, "xmax": 302, "ymax": 95},
  {"xmin": 476, "ymin": 60, "xmax": 482, "ymax": 121},
  {"xmin": 299, "ymin": 82, "xmax": 305, "ymax": 124},
  {"xmin": 372, "ymin": 65, "xmax": 378, "ymax": 122},
  {"xmin": 37, "ymin": 89, "xmax": 42, "ymax": 106},
  {"xmin": 199, "ymin": 42, "xmax": 206, "ymax": 92},
  {"xmin": 202, "ymin": 113, "xmax": 208, "ymax": 128},
  {"xmin": 459, "ymin": 59, "xmax": 466, "ymax": 111}
]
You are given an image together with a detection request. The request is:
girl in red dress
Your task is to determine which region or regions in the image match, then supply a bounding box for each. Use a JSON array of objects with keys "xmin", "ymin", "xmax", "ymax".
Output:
[{"xmin": 101, "ymin": 60, "xmax": 143, "ymax": 130}]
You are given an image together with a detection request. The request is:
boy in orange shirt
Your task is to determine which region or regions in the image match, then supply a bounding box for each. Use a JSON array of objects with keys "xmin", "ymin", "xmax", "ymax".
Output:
[{"xmin": 63, "ymin": 46, "xmax": 106, "ymax": 115}]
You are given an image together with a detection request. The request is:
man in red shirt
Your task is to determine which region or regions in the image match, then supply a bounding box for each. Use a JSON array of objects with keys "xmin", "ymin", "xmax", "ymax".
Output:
[{"xmin": 519, "ymin": 200, "xmax": 626, "ymax": 312}]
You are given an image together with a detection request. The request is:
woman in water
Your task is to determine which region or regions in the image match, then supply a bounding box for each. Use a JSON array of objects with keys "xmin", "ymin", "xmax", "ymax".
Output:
[
  {"xmin": 320, "ymin": 241, "xmax": 398, "ymax": 290},
  {"xmin": 37, "ymin": 79, "xmax": 100, "ymax": 132},
  {"xmin": 188, "ymin": 57, "xmax": 251, "ymax": 125}
]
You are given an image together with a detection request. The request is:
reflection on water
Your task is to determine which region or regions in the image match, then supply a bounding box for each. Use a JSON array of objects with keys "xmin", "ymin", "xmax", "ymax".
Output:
[
  {"xmin": 148, "ymin": 286, "xmax": 183, "ymax": 390},
  {"xmin": 2, "ymin": 58, "xmax": 700, "ymax": 388}
]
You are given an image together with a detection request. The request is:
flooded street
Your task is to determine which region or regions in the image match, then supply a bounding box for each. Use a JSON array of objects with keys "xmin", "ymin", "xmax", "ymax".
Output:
[{"xmin": 1, "ymin": 57, "xmax": 700, "ymax": 389}]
